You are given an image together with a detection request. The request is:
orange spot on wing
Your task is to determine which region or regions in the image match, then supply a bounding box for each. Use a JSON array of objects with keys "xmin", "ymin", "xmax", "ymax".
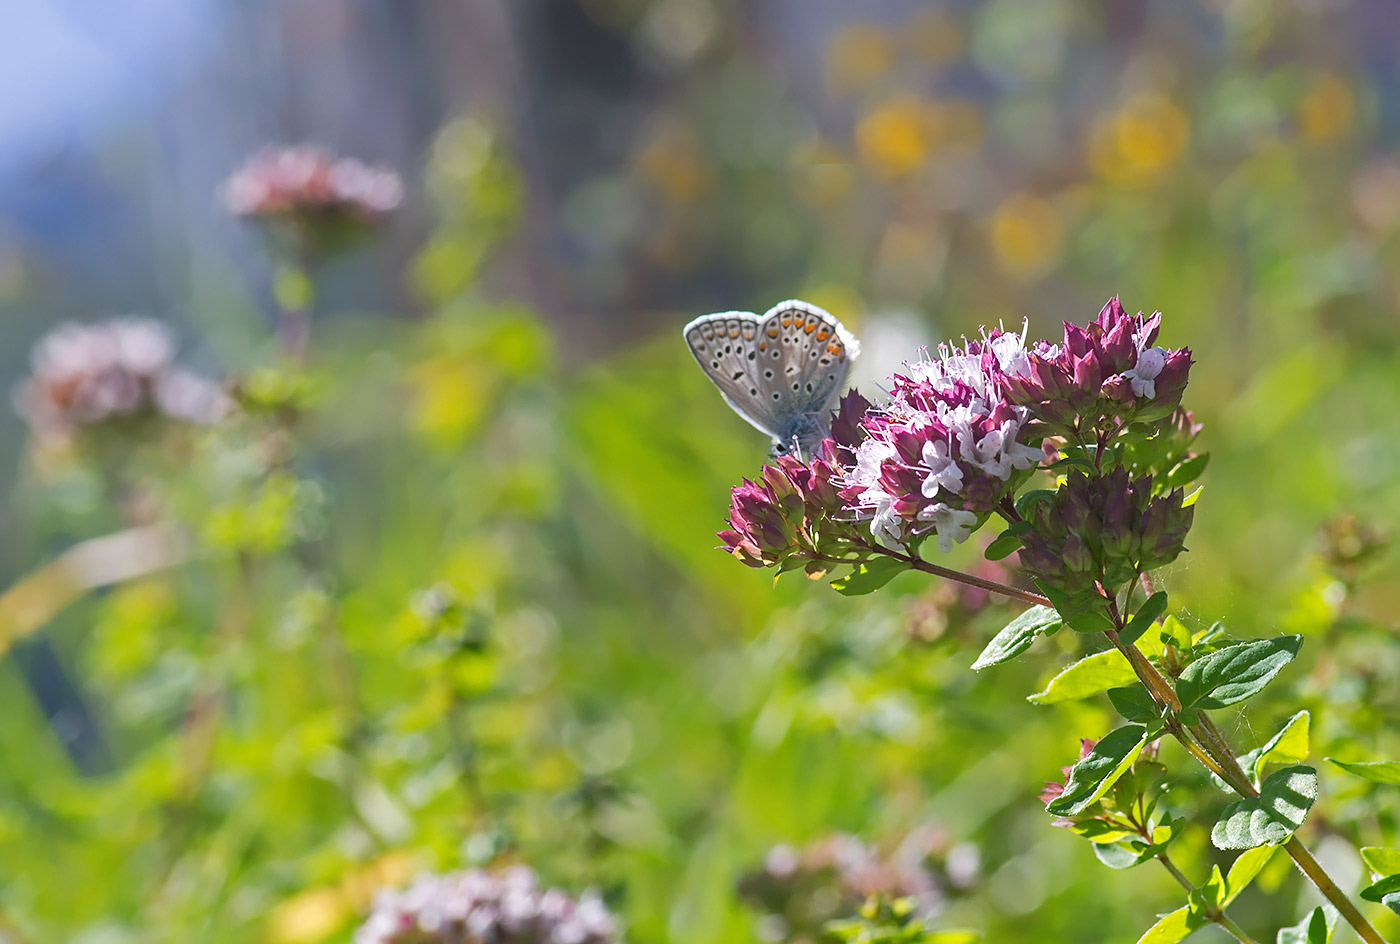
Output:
[
  {"xmin": 817, "ymin": 329, "xmax": 830, "ymax": 341},
  {"xmin": 767, "ymin": 328, "xmax": 779, "ymax": 338},
  {"xmin": 804, "ymin": 322, "xmax": 816, "ymax": 334}
]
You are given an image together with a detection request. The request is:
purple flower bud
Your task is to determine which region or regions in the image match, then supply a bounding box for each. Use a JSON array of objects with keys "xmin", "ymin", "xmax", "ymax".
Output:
[{"xmin": 1062, "ymin": 534, "xmax": 1095, "ymax": 573}]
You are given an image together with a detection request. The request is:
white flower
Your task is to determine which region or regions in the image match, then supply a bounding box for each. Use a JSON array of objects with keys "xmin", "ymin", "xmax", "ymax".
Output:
[
  {"xmin": 866, "ymin": 487, "xmax": 904, "ymax": 543},
  {"xmin": 1122, "ymin": 346, "xmax": 1167, "ymax": 398},
  {"xmin": 917, "ymin": 503, "xmax": 978, "ymax": 552},
  {"xmin": 920, "ymin": 438, "xmax": 964, "ymax": 496},
  {"xmin": 988, "ymin": 322, "xmax": 1032, "ymax": 379}
]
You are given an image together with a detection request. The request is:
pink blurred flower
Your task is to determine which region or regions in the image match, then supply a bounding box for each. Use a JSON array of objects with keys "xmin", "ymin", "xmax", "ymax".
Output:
[{"xmin": 224, "ymin": 145, "xmax": 402, "ymax": 258}]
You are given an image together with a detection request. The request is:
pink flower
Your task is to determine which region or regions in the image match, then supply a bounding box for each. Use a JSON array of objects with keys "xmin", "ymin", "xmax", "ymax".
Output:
[
  {"xmin": 999, "ymin": 298, "xmax": 1192, "ymax": 433},
  {"xmin": 223, "ymin": 145, "xmax": 402, "ymax": 258},
  {"xmin": 838, "ymin": 327, "xmax": 1042, "ymax": 550}
]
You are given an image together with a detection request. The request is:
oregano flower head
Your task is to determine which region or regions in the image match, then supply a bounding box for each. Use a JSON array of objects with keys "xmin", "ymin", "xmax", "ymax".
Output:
[
  {"xmin": 998, "ymin": 297, "xmax": 1192, "ymax": 435},
  {"xmin": 839, "ymin": 327, "xmax": 1043, "ymax": 550}
]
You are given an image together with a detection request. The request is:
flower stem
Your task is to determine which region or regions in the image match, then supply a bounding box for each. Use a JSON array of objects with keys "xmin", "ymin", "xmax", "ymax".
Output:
[
  {"xmin": 1156, "ymin": 854, "xmax": 1262, "ymax": 944},
  {"xmin": 1188, "ymin": 711, "xmax": 1388, "ymax": 944},
  {"xmin": 1111, "ymin": 634, "xmax": 1387, "ymax": 944},
  {"xmin": 850, "ymin": 542, "xmax": 1051, "ymax": 607}
]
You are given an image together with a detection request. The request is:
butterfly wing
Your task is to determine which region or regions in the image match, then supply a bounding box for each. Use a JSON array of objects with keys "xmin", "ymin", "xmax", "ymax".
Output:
[
  {"xmin": 683, "ymin": 310, "xmax": 780, "ymax": 439},
  {"xmin": 683, "ymin": 300, "xmax": 859, "ymax": 452}
]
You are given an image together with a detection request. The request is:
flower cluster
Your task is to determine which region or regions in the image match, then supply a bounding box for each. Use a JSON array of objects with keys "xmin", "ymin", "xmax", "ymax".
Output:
[
  {"xmin": 356, "ymin": 866, "xmax": 619, "ymax": 944},
  {"xmin": 998, "ymin": 298, "xmax": 1192, "ymax": 435},
  {"xmin": 1018, "ymin": 469, "xmax": 1194, "ymax": 601},
  {"xmin": 837, "ymin": 328, "xmax": 1044, "ymax": 551},
  {"xmin": 737, "ymin": 829, "xmax": 973, "ymax": 944},
  {"xmin": 223, "ymin": 145, "xmax": 403, "ymax": 258},
  {"xmin": 720, "ymin": 452, "xmax": 863, "ymax": 568},
  {"xmin": 16, "ymin": 318, "xmax": 228, "ymax": 441},
  {"xmin": 715, "ymin": 298, "xmax": 1200, "ymax": 605}
]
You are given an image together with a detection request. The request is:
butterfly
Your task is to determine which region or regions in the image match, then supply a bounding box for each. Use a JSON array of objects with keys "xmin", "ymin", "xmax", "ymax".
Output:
[{"xmin": 683, "ymin": 299, "xmax": 860, "ymax": 459}]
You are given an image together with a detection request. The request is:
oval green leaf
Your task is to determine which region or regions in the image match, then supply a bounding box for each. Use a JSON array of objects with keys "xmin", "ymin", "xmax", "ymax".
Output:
[{"xmin": 1176, "ymin": 636, "xmax": 1303, "ymax": 710}]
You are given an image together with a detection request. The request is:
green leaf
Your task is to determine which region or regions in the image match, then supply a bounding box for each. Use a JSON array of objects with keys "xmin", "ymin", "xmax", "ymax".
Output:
[
  {"xmin": 1197, "ymin": 865, "xmax": 1226, "ymax": 911},
  {"xmin": 1029, "ymin": 649, "xmax": 1141, "ymax": 704},
  {"xmin": 1252, "ymin": 711, "xmax": 1310, "ymax": 782},
  {"xmin": 1122, "ymin": 591, "xmax": 1169, "ymax": 646},
  {"xmin": 1325, "ymin": 758, "xmax": 1400, "ymax": 785},
  {"xmin": 1159, "ymin": 615, "xmax": 1192, "ymax": 650},
  {"xmin": 1135, "ymin": 906, "xmax": 1206, "ymax": 944},
  {"xmin": 1094, "ymin": 841, "xmax": 1150, "ymax": 870},
  {"xmin": 1014, "ymin": 489, "xmax": 1055, "ymax": 515},
  {"xmin": 1108, "ymin": 686, "xmax": 1160, "ymax": 723},
  {"xmin": 1065, "ymin": 819, "xmax": 1136, "ymax": 844},
  {"xmin": 1176, "ymin": 636, "xmax": 1303, "ymax": 710},
  {"xmin": 972, "ymin": 605, "xmax": 1062, "ymax": 670},
  {"xmin": 1360, "ymin": 847, "xmax": 1400, "ymax": 876},
  {"xmin": 1182, "ymin": 485, "xmax": 1204, "ymax": 507},
  {"xmin": 831, "ymin": 557, "xmax": 909, "ymax": 596},
  {"xmin": 1275, "ymin": 906, "xmax": 1337, "ymax": 944},
  {"xmin": 1063, "ymin": 605, "xmax": 1118, "ymax": 634},
  {"xmin": 1211, "ymin": 765, "xmax": 1317, "ymax": 850},
  {"xmin": 1360, "ymin": 873, "xmax": 1400, "ymax": 905},
  {"xmin": 1167, "ymin": 453, "xmax": 1210, "ymax": 489},
  {"xmin": 1047, "ymin": 725, "xmax": 1150, "ymax": 816},
  {"xmin": 984, "ymin": 522, "xmax": 1032, "ymax": 561},
  {"xmin": 1222, "ymin": 845, "xmax": 1277, "ymax": 905}
]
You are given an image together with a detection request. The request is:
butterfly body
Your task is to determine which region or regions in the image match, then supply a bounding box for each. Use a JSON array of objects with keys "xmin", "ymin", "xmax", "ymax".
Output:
[{"xmin": 683, "ymin": 300, "xmax": 859, "ymax": 459}]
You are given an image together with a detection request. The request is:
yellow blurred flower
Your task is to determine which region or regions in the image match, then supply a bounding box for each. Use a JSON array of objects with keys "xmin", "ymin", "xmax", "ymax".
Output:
[
  {"xmin": 1090, "ymin": 95, "xmax": 1190, "ymax": 187},
  {"xmin": 988, "ymin": 193, "xmax": 1062, "ymax": 279},
  {"xmin": 1299, "ymin": 72, "xmax": 1353, "ymax": 144},
  {"xmin": 826, "ymin": 24, "xmax": 895, "ymax": 95},
  {"xmin": 267, "ymin": 852, "xmax": 417, "ymax": 943},
  {"xmin": 857, "ymin": 95, "xmax": 935, "ymax": 178},
  {"xmin": 407, "ymin": 354, "xmax": 491, "ymax": 447}
]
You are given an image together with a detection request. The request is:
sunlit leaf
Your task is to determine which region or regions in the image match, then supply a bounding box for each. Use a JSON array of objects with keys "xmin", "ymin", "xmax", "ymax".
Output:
[
  {"xmin": 1360, "ymin": 847, "xmax": 1400, "ymax": 876},
  {"xmin": 1223, "ymin": 845, "xmax": 1277, "ymax": 905},
  {"xmin": 1211, "ymin": 766, "xmax": 1317, "ymax": 850},
  {"xmin": 1251, "ymin": 711, "xmax": 1310, "ymax": 783},
  {"xmin": 1047, "ymin": 725, "xmax": 1150, "ymax": 816},
  {"xmin": 1325, "ymin": 758, "xmax": 1400, "ymax": 785},
  {"xmin": 831, "ymin": 557, "xmax": 909, "ymax": 596},
  {"xmin": 1029, "ymin": 650, "xmax": 1139, "ymax": 704},
  {"xmin": 1135, "ymin": 906, "xmax": 1205, "ymax": 944},
  {"xmin": 1176, "ymin": 636, "xmax": 1302, "ymax": 710},
  {"xmin": 972, "ymin": 605, "xmax": 1061, "ymax": 670}
]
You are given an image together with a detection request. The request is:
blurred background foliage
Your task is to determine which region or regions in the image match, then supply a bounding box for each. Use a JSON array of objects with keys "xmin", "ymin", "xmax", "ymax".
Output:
[{"xmin": 1, "ymin": 1, "xmax": 1399, "ymax": 942}]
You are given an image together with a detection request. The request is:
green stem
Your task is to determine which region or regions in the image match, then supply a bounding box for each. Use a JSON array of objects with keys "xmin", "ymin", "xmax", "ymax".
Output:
[
  {"xmin": 1111, "ymin": 635, "xmax": 1387, "ymax": 943},
  {"xmin": 1189, "ymin": 712, "xmax": 1388, "ymax": 944},
  {"xmin": 1156, "ymin": 854, "xmax": 1262, "ymax": 944}
]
